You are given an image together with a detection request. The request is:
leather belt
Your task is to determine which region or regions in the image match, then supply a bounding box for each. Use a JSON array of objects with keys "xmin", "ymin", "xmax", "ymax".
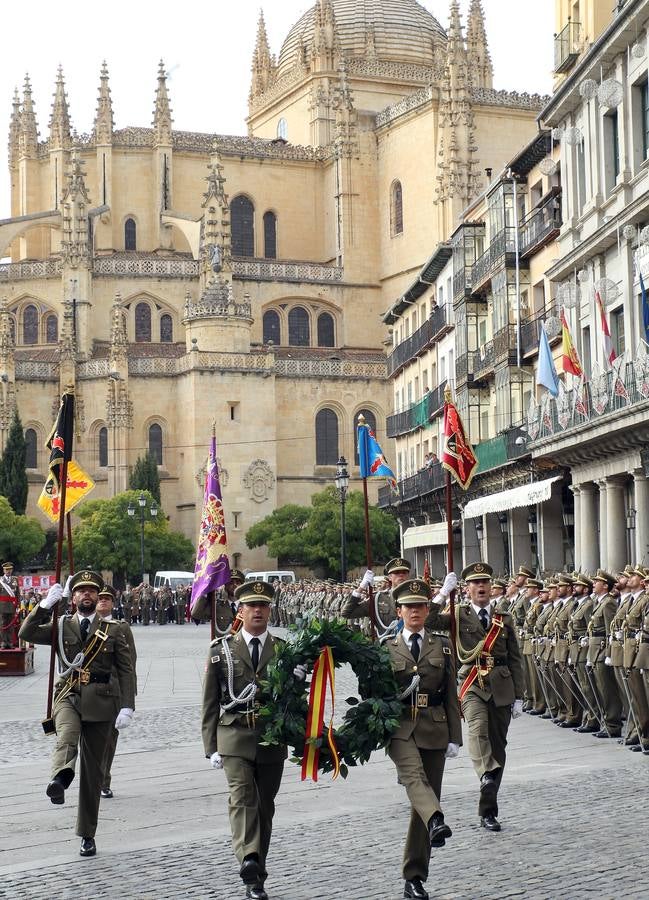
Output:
[
  {"xmin": 78, "ymin": 672, "xmax": 111, "ymax": 684},
  {"xmin": 405, "ymin": 690, "xmax": 445, "ymax": 708},
  {"xmin": 590, "ymin": 630, "xmax": 606, "ymax": 637}
]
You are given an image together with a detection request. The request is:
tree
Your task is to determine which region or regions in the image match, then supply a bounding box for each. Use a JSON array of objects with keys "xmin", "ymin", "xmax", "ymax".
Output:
[
  {"xmin": 245, "ymin": 487, "xmax": 399, "ymax": 578},
  {"xmin": 0, "ymin": 409, "xmax": 28, "ymax": 514},
  {"xmin": 71, "ymin": 490, "xmax": 194, "ymax": 587},
  {"xmin": 0, "ymin": 495, "xmax": 46, "ymax": 567},
  {"xmin": 129, "ymin": 453, "xmax": 161, "ymax": 504}
]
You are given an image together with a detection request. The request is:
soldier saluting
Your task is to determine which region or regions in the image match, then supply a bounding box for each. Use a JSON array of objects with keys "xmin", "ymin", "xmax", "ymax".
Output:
[{"xmin": 19, "ymin": 570, "xmax": 135, "ymax": 857}]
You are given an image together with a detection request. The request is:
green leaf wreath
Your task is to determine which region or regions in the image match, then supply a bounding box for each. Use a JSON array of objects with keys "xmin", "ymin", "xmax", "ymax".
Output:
[{"xmin": 257, "ymin": 619, "xmax": 403, "ymax": 778}]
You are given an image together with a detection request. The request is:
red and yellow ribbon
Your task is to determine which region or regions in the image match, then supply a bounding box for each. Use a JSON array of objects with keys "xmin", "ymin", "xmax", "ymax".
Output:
[{"xmin": 301, "ymin": 646, "xmax": 340, "ymax": 782}]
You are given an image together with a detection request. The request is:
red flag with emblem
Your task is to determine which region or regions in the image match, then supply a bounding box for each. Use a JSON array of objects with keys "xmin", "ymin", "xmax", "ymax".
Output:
[{"xmin": 442, "ymin": 398, "xmax": 478, "ymax": 490}]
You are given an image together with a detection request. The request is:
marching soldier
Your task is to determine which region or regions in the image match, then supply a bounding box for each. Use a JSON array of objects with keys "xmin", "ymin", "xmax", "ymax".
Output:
[
  {"xmin": 552, "ymin": 575, "xmax": 581, "ymax": 728},
  {"xmin": 567, "ymin": 574, "xmax": 599, "ymax": 733},
  {"xmin": 490, "ymin": 578, "xmax": 510, "ymax": 613},
  {"xmin": 19, "ymin": 570, "xmax": 135, "ymax": 857},
  {"xmin": 202, "ymin": 581, "xmax": 287, "ymax": 900},
  {"xmin": 520, "ymin": 578, "xmax": 544, "ymax": 715},
  {"xmin": 385, "ymin": 578, "xmax": 461, "ymax": 900},
  {"xmin": 428, "ymin": 563, "xmax": 524, "ymax": 831},
  {"xmin": 587, "ymin": 571, "xmax": 622, "ymax": 739},
  {"xmin": 634, "ymin": 577, "xmax": 649, "ymax": 753},
  {"xmin": 341, "ymin": 557, "xmax": 411, "ymax": 631},
  {"xmin": 95, "ymin": 584, "xmax": 137, "ymax": 798}
]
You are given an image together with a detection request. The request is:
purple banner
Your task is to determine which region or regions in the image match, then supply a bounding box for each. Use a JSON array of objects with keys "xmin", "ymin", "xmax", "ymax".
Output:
[{"xmin": 190, "ymin": 435, "xmax": 231, "ymax": 613}]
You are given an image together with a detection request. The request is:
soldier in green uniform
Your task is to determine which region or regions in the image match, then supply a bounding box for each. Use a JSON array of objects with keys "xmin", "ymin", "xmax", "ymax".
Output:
[
  {"xmin": 96, "ymin": 584, "xmax": 137, "ymax": 798},
  {"xmin": 202, "ymin": 581, "xmax": 287, "ymax": 900},
  {"xmin": 385, "ymin": 578, "xmax": 462, "ymax": 900},
  {"xmin": 620, "ymin": 566, "xmax": 649, "ymax": 750},
  {"xmin": 490, "ymin": 578, "xmax": 509, "ymax": 613},
  {"xmin": 634, "ymin": 576, "xmax": 649, "ymax": 752},
  {"xmin": 520, "ymin": 578, "xmax": 544, "ymax": 715},
  {"xmin": 567, "ymin": 574, "xmax": 599, "ymax": 733},
  {"xmin": 0, "ymin": 561, "xmax": 19, "ymax": 649},
  {"xmin": 587, "ymin": 570, "xmax": 622, "ymax": 738},
  {"xmin": 19, "ymin": 570, "xmax": 135, "ymax": 857},
  {"xmin": 429, "ymin": 562, "xmax": 524, "ymax": 832}
]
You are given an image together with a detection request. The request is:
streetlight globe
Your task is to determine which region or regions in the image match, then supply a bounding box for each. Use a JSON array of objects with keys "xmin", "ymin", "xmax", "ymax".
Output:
[
  {"xmin": 138, "ymin": 493, "xmax": 146, "ymax": 508},
  {"xmin": 150, "ymin": 503, "xmax": 159, "ymax": 518},
  {"xmin": 127, "ymin": 503, "xmax": 135, "ymax": 517}
]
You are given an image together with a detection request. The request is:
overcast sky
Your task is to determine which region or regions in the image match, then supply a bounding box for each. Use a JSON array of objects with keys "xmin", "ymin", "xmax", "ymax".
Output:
[{"xmin": 0, "ymin": 0, "xmax": 554, "ymax": 220}]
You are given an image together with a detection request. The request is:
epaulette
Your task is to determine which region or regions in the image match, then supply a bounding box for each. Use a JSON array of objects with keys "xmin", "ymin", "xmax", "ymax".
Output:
[
  {"xmin": 428, "ymin": 630, "xmax": 449, "ymax": 638},
  {"xmin": 210, "ymin": 634, "xmax": 232, "ymax": 647}
]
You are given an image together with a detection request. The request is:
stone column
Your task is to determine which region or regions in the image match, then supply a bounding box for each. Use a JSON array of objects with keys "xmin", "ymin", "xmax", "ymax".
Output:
[
  {"xmin": 633, "ymin": 469, "xmax": 649, "ymax": 566},
  {"xmin": 597, "ymin": 480, "xmax": 608, "ymax": 569},
  {"xmin": 571, "ymin": 485, "xmax": 581, "ymax": 572},
  {"xmin": 484, "ymin": 512, "xmax": 506, "ymax": 574},
  {"xmin": 510, "ymin": 506, "xmax": 532, "ymax": 574},
  {"xmin": 580, "ymin": 483, "xmax": 599, "ymax": 573},
  {"xmin": 605, "ymin": 477, "xmax": 627, "ymax": 574}
]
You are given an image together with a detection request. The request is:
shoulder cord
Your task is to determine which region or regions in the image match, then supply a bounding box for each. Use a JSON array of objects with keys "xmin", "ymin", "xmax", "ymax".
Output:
[
  {"xmin": 453, "ymin": 604, "xmax": 487, "ymax": 666},
  {"xmin": 220, "ymin": 637, "xmax": 257, "ymax": 711},
  {"xmin": 396, "ymin": 673, "xmax": 420, "ymax": 700},
  {"xmin": 374, "ymin": 591, "xmax": 394, "ymax": 634},
  {"xmin": 57, "ymin": 615, "xmax": 85, "ymax": 676}
]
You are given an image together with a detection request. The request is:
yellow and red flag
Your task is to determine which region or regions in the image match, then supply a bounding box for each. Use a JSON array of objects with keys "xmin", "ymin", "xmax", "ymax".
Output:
[
  {"xmin": 301, "ymin": 646, "xmax": 340, "ymax": 783},
  {"xmin": 561, "ymin": 307, "xmax": 583, "ymax": 377},
  {"xmin": 37, "ymin": 459, "xmax": 95, "ymax": 523},
  {"xmin": 442, "ymin": 394, "xmax": 478, "ymax": 490}
]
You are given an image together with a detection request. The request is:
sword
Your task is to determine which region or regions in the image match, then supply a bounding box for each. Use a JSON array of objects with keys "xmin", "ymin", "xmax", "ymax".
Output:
[
  {"xmin": 584, "ymin": 663, "xmax": 611, "ymax": 737},
  {"xmin": 619, "ymin": 666, "xmax": 643, "ymax": 747},
  {"xmin": 531, "ymin": 651, "xmax": 558, "ymax": 721},
  {"xmin": 555, "ymin": 663, "xmax": 590, "ymax": 720},
  {"xmin": 566, "ymin": 663, "xmax": 599, "ymax": 723}
]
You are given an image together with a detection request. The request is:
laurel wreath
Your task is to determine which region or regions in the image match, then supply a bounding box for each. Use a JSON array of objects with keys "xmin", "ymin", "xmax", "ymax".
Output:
[{"xmin": 257, "ymin": 619, "xmax": 403, "ymax": 778}]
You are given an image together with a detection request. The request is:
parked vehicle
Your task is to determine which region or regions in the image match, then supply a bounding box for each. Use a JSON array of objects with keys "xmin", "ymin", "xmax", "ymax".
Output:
[{"xmin": 244, "ymin": 570, "xmax": 296, "ymax": 585}]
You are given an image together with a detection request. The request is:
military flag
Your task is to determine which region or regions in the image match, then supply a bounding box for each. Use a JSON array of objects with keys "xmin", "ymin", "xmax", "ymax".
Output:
[
  {"xmin": 537, "ymin": 323, "xmax": 559, "ymax": 397},
  {"xmin": 357, "ymin": 418, "xmax": 396, "ymax": 488},
  {"xmin": 595, "ymin": 290, "xmax": 616, "ymax": 368},
  {"xmin": 441, "ymin": 393, "xmax": 478, "ymax": 490},
  {"xmin": 37, "ymin": 459, "xmax": 95, "ymax": 523},
  {"xmin": 561, "ymin": 307, "xmax": 583, "ymax": 378},
  {"xmin": 190, "ymin": 434, "xmax": 231, "ymax": 616}
]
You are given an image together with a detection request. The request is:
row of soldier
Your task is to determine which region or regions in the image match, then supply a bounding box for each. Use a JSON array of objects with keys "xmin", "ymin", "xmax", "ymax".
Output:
[{"xmin": 111, "ymin": 583, "xmax": 190, "ymax": 626}]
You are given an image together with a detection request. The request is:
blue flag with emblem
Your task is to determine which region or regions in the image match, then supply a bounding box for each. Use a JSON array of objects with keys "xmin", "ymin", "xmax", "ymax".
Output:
[
  {"xmin": 357, "ymin": 417, "xmax": 396, "ymax": 488},
  {"xmin": 537, "ymin": 322, "xmax": 559, "ymax": 397}
]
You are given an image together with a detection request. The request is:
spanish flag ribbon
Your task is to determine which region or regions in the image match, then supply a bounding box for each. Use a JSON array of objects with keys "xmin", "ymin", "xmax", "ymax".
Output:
[{"xmin": 301, "ymin": 646, "xmax": 340, "ymax": 782}]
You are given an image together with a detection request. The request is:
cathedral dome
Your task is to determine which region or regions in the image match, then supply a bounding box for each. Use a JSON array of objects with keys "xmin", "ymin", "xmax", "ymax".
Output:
[{"xmin": 276, "ymin": 0, "xmax": 446, "ymax": 78}]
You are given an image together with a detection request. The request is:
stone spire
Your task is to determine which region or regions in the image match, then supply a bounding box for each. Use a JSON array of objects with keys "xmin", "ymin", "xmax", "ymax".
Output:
[
  {"xmin": 18, "ymin": 75, "xmax": 39, "ymax": 158},
  {"xmin": 49, "ymin": 66, "xmax": 72, "ymax": 149},
  {"xmin": 0, "ymin": 299, "xmax": 16, "ymax": 432},
  {"xmin": 250, "ymin": 10, "xmax": 275, "ymax": 100},
  {"xmin": 109, "ymin": 293, "xmax": 128, "ymax": 366},
  {"xmin": 434, "ymin": 1, "xmax": 481, "ymax": 222},
  {"xmin": 152, "ymin": 60, "xmax": 173, "ymax": 144},
  {"xmin": 8, "ymin": 88, "xmax": 21, "ymax": 169},
  {"xmin": 59, "ymin": 294, "xmax": 77, "ymax": 365},
  {"xmin": 200, "ymin": 144, "xmax": 232, "ymax": 287},
  {"xmin": 333, "ymin": 58, "xmax": 358, "ymax": 156},
  {"xmin": 93, "ymin": 61, "xmax": 114, "ymax": 144},
  {"xmin": 311, "ymin": 0, "xmax": 340, "ymax": 72},
  {"xmin": 60, "ymin": 153, "xmax": 90, "ymax": 266},
  {"xmin": 466, "ymin": 0, "xmax": 493, "ymax": 89}
]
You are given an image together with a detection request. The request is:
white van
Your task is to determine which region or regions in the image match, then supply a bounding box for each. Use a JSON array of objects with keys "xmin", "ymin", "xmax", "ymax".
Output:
[
  {"xmin": 245, "ymin": 570, "xmax": 296, "ymax": 585},
  {"xmin": 153, "ymin": 571, "xmax": 194, "ymax": 590}
]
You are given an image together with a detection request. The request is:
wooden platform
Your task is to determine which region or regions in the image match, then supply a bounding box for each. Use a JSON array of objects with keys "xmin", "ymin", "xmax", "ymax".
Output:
[{"xmin": 0, "ymin": 647, "xmax": 34, "ymax": 676}]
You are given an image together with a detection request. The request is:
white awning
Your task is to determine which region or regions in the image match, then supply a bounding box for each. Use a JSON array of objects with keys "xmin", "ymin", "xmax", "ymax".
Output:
[
  {"xmin": 402, "ymin": 522, "xmax": 448, "ymax": 550},
  {"xmin": 462, "ymin": 476, "xmax": 562, "ymax": 520}
]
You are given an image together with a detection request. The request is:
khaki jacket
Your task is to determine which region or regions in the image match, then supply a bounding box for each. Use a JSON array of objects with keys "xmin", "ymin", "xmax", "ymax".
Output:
[
  {"xmin": 634, "ymin": 603, "xmax": 649, "ymax": 669},
  {"xmin": 609, "ymin": 595, "xmax": 633, "ymax": 666},
  {"xmin": 510, "ymin": 592, "xmax": 530, "ymax": 629},
  {"xmin": 567, "ymin": 597, "xmax": 594, "ymax": 664},
  {"xmin": 587, "ymin": 594, "xmax": 616, "ymax": 664},
  {"xmin": 19, "ymin": 605, "xmax": 134, "ymax": 720},
  {"xmin": 386, "ymin": 632, "xmax": 462, "ymax": 750},
  {"xmin": 522, "ymin": 599, "xmax": 542, "ymax": 655},
  {"xmin": 202, "ymin": 630, "xmax": 287, "ymax": 763},
  {"xmin": 624, "ymin": 591, "xmax": 648, "ymax": 668},
  {"xmin": 554, "ymin": 598, "xmax": 577, "ymax": 664}
]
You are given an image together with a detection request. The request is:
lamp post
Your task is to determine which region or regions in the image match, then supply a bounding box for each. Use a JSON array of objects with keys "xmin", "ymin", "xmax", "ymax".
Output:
[
  {"xmin": 562, "ymin": 508, "xmax": 575, "ymax": 569},
  {"xmin": 497, "ymin": 511, "xmax": 510, "ymax": 575},
  {"xmin": 127, "ymin": 492, "xmax": 158, "ymax": 584},
  {"xmin": 528, "ymin": 508, "xmax": 539, "ymax": 573},
  {"xmin": 474, "ymin": 517, "xmax": 484, "ymax": 561},
  {"xmin": 334, "ymin": 456, "xmax": 350, "ymax": 582},
  {"xmin": 626, "ymin": 507, "xmax": 637, "ymax": 562}
]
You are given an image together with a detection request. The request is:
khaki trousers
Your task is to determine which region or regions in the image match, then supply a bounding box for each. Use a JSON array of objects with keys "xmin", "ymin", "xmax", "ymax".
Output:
[
  {"xmin": 461, "ymin": 692, "xmax": 511, "ymax": 817},
  {"xmin": 575, "ymin": 663, "xmax": 600, "ymax": 728},
  {"xmin": 524, "ymin": 654, "xmax": 544, "ymax": 711},
  {"xmin": 593, "ymin": 662, "xmax": 622, "ymax": 733},
  {"xmin": 627, "ymin": 668, "xmax": 649, "ymax": 743},
  {"xmin": 52, "ymin": 700, "xmax": 113, "ymax": 838},
  {"xmin": 101, "ymin": 726, "xmax": 119, "ymax": 790},
  {"xmin": 388, "ymin": 738, "xmax": 445, "ymax": 882},
  {"xmin": 221, "ymin": 755, "xmax": 284, "ymax": 872}
]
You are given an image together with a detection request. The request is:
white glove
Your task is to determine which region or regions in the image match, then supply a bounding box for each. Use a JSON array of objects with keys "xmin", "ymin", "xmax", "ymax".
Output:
[
  {"xmin": 586, "ymin": 660, "xmax": 593, "ymax": 668},
  {"xmin": 293, "ymin": 663, "xmax": 308, "ymax": 681},
  {"xmin": 615, "ymin": 630, "xmax": 623, "ymax": 640},
  {"xmin": 62, "ymin": 575, "xmax": 74, "ymax": 599},
  {"xmin": 439, "ymin": 572, "xmax": 458, "ymax": 598},
  {"xmin": 114, "ymin": 708, "xmax": 134, "ymax": 730},
  {"xmin": 360, "ymin": 569, "xmax": 374, "ymax": 589},
  {"xmin": 40, "ymin": 583, "xmax": 63, "ymax": 610},
  {"xmin": 210, "ymin": 751, "xmax": 223, "ymax": 770},
  {"xmin": 580, "ymin": 637, "xmax": 589, "ymax": 647},
  {"xmin": 511, "ymin": 699, "xmax": 524, "ymax": 719},
  {"xmin": 444, "ymin": 742, "xmax": 460, "ymax": 759},
  {"xmin": 567, "ymin": 657, "xmax": 572, "ymax": 666},
  {"xmin": 604, "ymin": 656, "xmax": 612, "ymax": 666}
]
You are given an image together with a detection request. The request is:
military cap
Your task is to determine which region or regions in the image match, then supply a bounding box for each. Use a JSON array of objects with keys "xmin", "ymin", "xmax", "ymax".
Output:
[
  {"xmin": 618, "ymin": 564, "xmax": 634, "ymax": 577},
  {"xmin": 228, "ymin": 569, "xmax": 245, "ymax": 584},
  {"xmin": 393, "ymin": 578, "xmax": 431, "ymax": 605},
  {"xmin": 556, "ymin": 573, "xmax": 574, "ymax": 587},
  {"xmin": 574, "ymin": 573, "xmax": 593, "ymax": 589},
  {"xmin": 2, "ymin": 561, "xmax": 13, "ymax": 569},
  {"xmin": 384, "ymin": 557, "xmax": 411, "ymax": 577},
  {"xmin": 526, "ymin": 577, "xmax": 544, "ymax": 589},
  {"xmin": 70, "ymin": 570, "xmax": 103, "ymax": 592},
  {"xmin": 461, "ymin": 561, "xmax": 493, "ymax": 582},
  {"xmin": 540, "ymin": 581, "xmax": 551, "ymax": 593},
  {"xmin": 98, "ymin": 584, "xmax": 117, "ymax": 600},
  {"xmin": 632, "ymin": 565, "xmax": 647, "ymax": 578},
  {"xmin": 545, "ymin": 577, "xmax": 557, "ymax": 589},
  {"xmin": 492, "ymin": 578, "xmax": 508, "ymax": 590},
  {"xmin": 517, "ymin": 565, "xmax": 535, "ymax": 579},
  {"xmin": 592, "ymin": 569, "xmax": 615, "ymax": 590},
  {"xmin": 430, "ymin": 579, "xmax": 442, "ymax": 589},
  {"xmin": 234, "ymin": 580, "xmax": 274, "ymax": 604}
]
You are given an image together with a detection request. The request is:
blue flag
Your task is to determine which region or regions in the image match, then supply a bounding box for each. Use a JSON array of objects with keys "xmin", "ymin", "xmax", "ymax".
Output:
[
  {"xmin": 357, "ymin": 421, "xmax": 397, "ymax": 487},
  {"xmin": 537, "ymin": 323, "xmax": 559, "ymax": 397},
  {"xmin": 641, "ymin": 273, "xmax": 649, "ymax": 344}
]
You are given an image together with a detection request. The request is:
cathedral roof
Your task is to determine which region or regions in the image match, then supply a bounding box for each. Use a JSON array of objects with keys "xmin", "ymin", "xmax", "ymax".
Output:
[{"xmin": 276, "ymin": 0, "xmax": 446, "ymax": 78}]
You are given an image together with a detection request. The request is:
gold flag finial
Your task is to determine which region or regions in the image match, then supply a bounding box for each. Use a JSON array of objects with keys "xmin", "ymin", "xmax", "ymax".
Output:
[{"xmin": 444, "ymin": 385, "xmax": 452, "ymax": 403}]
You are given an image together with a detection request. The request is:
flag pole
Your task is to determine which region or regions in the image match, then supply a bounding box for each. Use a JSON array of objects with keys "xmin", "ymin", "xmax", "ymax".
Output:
[
  {"xmin": 443, "ymin": 387, "xmax": 458, "ymax": 662},
  {"xmin": 357, "ymin": 414, "xmax": 377, "ymax": 640},
  {"xmin": 44, "ymin": 391, "xmax": 74, "ymax": 734},
  {"xmin": 209, "ymin": 589, "xmax": 216, "ymax": 642},
  {"xmin": 66, "ymin": 513, "xmax": 74, "ymax": 575}
]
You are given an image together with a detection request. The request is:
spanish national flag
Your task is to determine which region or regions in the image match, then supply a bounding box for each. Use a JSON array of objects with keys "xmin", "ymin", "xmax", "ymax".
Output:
[{"xmin": 560, "ymin": 307, "xmax": 583, "ymax": 378}]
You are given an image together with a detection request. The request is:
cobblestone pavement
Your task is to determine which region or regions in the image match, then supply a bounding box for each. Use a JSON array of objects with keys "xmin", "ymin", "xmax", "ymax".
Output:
[{"xmin": 1, "ymin": 625, "xmax": 647, "ymax": 900}]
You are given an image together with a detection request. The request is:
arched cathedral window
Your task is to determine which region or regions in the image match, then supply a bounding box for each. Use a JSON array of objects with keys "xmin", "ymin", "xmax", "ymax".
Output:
[
  {"xmin": 230, "ymin": 196, "xmax": 255, "ymax": 258},
  {"xmin": 315, "ymin": 409, "xmax": 338, "ymax": 465},
  {"xmin": 288, "ymin": 307, "xmax": 310, "ymax": 346},
  {"xmin": 263, "ymin": 310, "xmax": 280, "ymax": 345},
  {"xmin": 135, "ymin": 303, "xmax": 152, "ymax": 342},
  {"xmin": 391, "ymin": 181, "xmax": 403, "ymax": 236},
  {"xmin": 125, "ymin": 218, "xmax": 137, "ymax": 251},
  {"xmin": 23, "ymin": 305, "xmax": 38, "ymax": 344}
]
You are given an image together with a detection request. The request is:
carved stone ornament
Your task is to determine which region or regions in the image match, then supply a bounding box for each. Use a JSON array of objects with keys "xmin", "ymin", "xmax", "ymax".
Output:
[
  {"xmin": 196, "ymin": 456, "xmax": 229, "ymax": 489},
  {"xmin": 242, "ymin": 459, "xmax": 275, "ymax": 503}
]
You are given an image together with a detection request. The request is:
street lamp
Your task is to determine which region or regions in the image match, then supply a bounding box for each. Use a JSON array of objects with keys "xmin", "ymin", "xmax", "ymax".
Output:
[
  {"xmin": 334, "ymin": 456, "xmax": 350, "ymax": 582},
  {"xmin": 497, "ymin": 511, "xmax": 510, "ymax": 575},
  {"xmin": 474, "ymin": 517, "xmax": 484, "ymax": 560},
  {"xmin": 528, "ymin": 508, "xmax": 539, "ymax": 572},
  {"xmin": 127, "ymin": 492, "xmax": 158, "ymax": 583}
]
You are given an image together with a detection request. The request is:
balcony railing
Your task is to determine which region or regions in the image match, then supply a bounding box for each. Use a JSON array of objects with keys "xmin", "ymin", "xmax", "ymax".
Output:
[
  {"xmin": 471, "ymin": 228, "xmax": 518, "ymax": 294},
  {"xmin": 520, "ymin": 308, "xmax": 561, "ymax": 357},
  {"xmin": 527, "ymin": 359, "xmax": 649, "ymax": 444},
  {"xmin": 475, "ymin": 426, "xmax": 527, "ymax": 473},
  {"xmin": 493, "ymin": 324, "xmax": 518, "ymax": 361},
  {"xmin": 554, "ymin": 20, "xmax": 581, "ymax": 74},
  {"xmin": 378, "ymin": 461, "xmax": 446, "ymax": 507},
  {"xmin": 387, "ymin": 305, "xmax": 450, "ymax": 377},
  {"xmin": 471, "ymin": 341, "xmax": 495, "ymax": 380},
  {"xmin": 520, "ymin": 193, "xmax": 562, "ymax": 258},
  {"xmin": 386, "ymin": 380, "xmax": 447, "ymax": 438},
  {"xmin": 453, "ymin": 267, "xmax": 472, "ymax": 302},
  {"xmin": 0, "ymin": 258, "xmax": 62, "ymax": 281}
]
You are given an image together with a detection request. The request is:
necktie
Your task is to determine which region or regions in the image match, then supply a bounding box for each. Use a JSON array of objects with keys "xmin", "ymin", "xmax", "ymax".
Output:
[
  {"xmin": 250, "ymin": 637, "xmax": 260, "ymax": 671},
  {"xmin": 410, "ymin": 633, "xmax": 421, "ymax": 661},
  {"xmin": 80, "ymin": 618, "xmax": 90, "ymax": 642},
  {"xmin": 479, "ymin": 609, "xmax": 489, "ymax": 632}
]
